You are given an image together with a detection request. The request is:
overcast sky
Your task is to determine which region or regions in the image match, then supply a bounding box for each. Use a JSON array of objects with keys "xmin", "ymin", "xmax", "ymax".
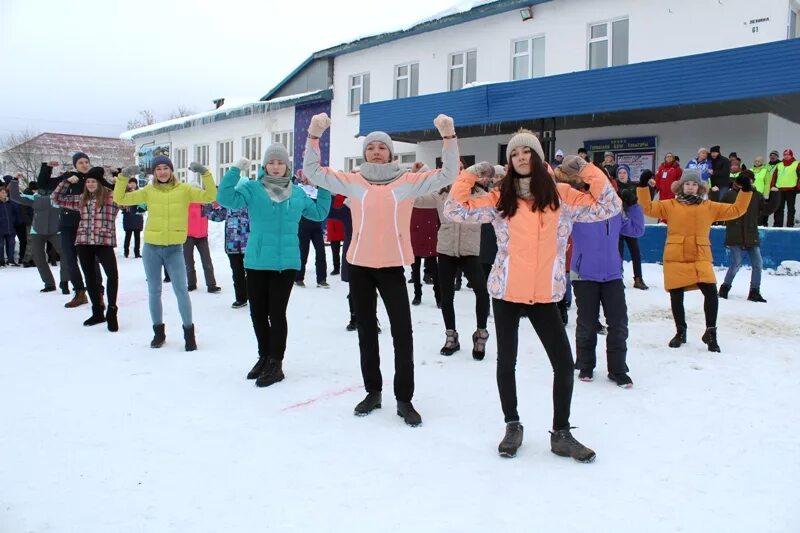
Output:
[{"xmin": 0, "ymin": 0, "xmax": 459, "ymax": 139}]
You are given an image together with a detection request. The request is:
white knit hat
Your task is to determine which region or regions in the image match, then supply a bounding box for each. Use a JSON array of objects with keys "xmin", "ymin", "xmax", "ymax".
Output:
[{"xmin": 506, "ymin": 130, "xmax": 544, "ymax": 163}]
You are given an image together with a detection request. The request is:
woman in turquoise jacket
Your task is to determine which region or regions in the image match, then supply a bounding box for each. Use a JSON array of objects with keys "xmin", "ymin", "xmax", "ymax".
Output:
[{"xmin": 217, "ymin": 143, "xmax": 330, "ymax": 387}]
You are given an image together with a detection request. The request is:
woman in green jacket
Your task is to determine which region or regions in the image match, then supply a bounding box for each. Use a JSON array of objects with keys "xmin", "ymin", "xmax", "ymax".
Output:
[{"xmin": 114, "ymin": 156, "xmax": 217, "ymax": 351}]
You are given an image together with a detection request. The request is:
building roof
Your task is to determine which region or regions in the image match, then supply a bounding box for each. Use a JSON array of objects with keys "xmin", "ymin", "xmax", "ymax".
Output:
[
  {"xmin": 8, "ymin": 132, "xmax": 133, "ymax": 157},
  {"xmin": 261, "ymin": 0, "xmax": 550, "ymax": 101},
  {"xmin": 357, "ymin": 38, "xmax": 800, "ymax": 141},
  {"xmin": 121, "ymin": 89, "xmax": 333, "ymax": 141}
]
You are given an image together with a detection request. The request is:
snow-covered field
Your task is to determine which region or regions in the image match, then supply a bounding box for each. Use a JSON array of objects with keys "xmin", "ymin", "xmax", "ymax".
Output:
[{"xmin": 1, "ymin": 223, "xmax": 798, "ymax": 533}]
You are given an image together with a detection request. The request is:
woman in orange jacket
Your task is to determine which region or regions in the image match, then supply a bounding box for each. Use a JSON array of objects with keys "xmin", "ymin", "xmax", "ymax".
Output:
[
  {"xmin": 444, "ymin": 131, "xmax": 621, "ymax": 461},
  {"xmin": 639, "ymin": 169, "xmax": 752, "ymax": 352}
]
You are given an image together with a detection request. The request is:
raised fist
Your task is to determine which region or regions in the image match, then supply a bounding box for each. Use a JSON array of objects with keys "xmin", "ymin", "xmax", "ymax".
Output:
[
  {"xmin": 236, "ymin": 158, "xmax": 250, "ymax": 171},
  {"xmin": 560, "ymin": 155, "xmax": 587, "ymax": 177},
  {"xmin": 308, "ymin": 113, "xmax": 331, "ymax": 137},
  {"xmin": 433, "ymin": 114, "xmax": 455, "ymax": 137},
  {"xmin": 189, "ymin": 162, "xmax": 207, "ymax": 174},
  {"xmin": 121, "ymin": 165, "xmax": 140, "ymax": 177}
]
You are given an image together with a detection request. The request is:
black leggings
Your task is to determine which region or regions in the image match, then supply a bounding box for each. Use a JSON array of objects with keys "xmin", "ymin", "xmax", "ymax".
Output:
[
  {"xmin": 437, "ymin": 254, "xmax": 489, "ymax": 330},
  {"xmin": 618, "ymin": 236, "xmax": 642, "ymax": 279},
  {"xmin": 411, "ymin": 256, "xmax": 440, "ymax": 300},
  {"xmin": 228, "ymin": 253, "xmax": 248, "ymax": 303},
  {"xmin": 493, "ymin": 298, "xmax": 574, "ymax": 430},
  {"xmin": 77, "ymin": 245, "xmax": 118, "ymax": 309},
  {"xmin": 669, "ymin": 283, "xmax": 718, "ymax": 329},
  {"xmin": 331, "ymin": 241, "xmax": 341, "ymax": 273},
  {"xmin": 124, "ymin": 230, "xmax": 141, "ymax": 256},
  {"xmin": 246, "ymin": 269, "xmax": 296, "ymax": 361}
]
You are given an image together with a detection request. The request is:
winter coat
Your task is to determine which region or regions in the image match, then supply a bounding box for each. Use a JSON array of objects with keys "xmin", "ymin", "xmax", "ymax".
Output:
[
  {"xmin": 444, "ymin": 164, "xmax": 621, "ymax": 305},
  {"xmin": 409, "ymin": 207, "xmax": 439, "ymax": 257},
  {"xmin": 51, "ymin": 182, "xmax": 120, "ymax": 247},
  {"xmin": 8, "ymin": 180, "xmax": 60, "ymax": 235},
  {"xmin": 655, "ymin": 162, "xmax": 682, "ymax": 201},
  {"xmin": 327, "ymin": 196, "xmax": 353, "ymax": 281},
  {"xmin": 113, "ymin": 170, "xmax": 217, "ymax": 246},
  {"xmin": 216, "ymin": 166, "xmax": 331, "ymax": 271},
  {"xmin": 187, "ymin": 203, "xmax": 210, "ymax": 239},
  {"xmin": 709, "ymin": 155, "xmax": 731, "ymax": 189},
  {"xmin": 415, "ymin": 188, "xmax": 483, "ymax": 257},
  {"xmin": 571, "ymin": 205, "xmax": 645, "ymax": 282},
  {"xmin": 685, "ymin": 158, "xmax": 713, "ymax": 182},
  {"xmin": 303, "ymin": 136, "xmax": 459, "ymax": 268},
  {"xmin": 602, "ymin": 163, "xmax": 619, "ymax": 180},
  {"xmin": 207, "ymin": 193, "xmax": 251, "ymax": 254},
  {"xmin": 122, "ymin": 205, "xmax": 146, "ymax": 231},
  {"xmin": 326, "ymin": 195, "xmax": 347, "ymax": 242},
  {"xmin": 0, "ymin": 200, "xmax": 22, "ymax": 236},
  {"xmin": 721, "ymin": 188, "xmax": 779, "ymax": 247},
  {"xmin": 37, "ymin": 163, "xmax": 112, "ymax": 230},
  {"xmin": 637, "ymin": 187, "xmax": 751, "ymax": 291}
]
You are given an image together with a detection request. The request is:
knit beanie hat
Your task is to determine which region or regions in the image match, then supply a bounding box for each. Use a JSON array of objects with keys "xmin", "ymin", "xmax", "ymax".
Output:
[
  {"xmin": 710, "ymin": 145, "xmax": 721, "ymax": 154},
  {"xmin": 769, "ymin": 150, "xmax": 780, "ymax": 158},
  {"xmin": 152, "ymin": 155, "xmax": 174, "ymax": 172},
  {"xmin": 262, "ymin": 143, "xmax": 291, "ymax": 176},
  {"xmin": 671, "ymin": 168, "xmax": 708, "ymax": 195},
  {"xmin": 505, "ymin": 130, "xmax": 544, "ymax": 163},
  {"xmin": 604, "ymin": 151, "xmax": 615, "ymax": 159},
  {"xmin": 615, "ymin": 164, "xmax": 631, "ymax": 180},
  {"xmin": 362, "ymin": 131, "xmax": 394, "ymax": 160},
  {"xmin": 72, "ymin": 152, "xmax": 90, "ymax": 166}
]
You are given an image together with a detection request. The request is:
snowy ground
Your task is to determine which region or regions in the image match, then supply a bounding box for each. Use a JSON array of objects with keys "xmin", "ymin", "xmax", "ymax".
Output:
[{"xmin": 1, "ymin": 223, "xmax": 798, "ymax": 533}]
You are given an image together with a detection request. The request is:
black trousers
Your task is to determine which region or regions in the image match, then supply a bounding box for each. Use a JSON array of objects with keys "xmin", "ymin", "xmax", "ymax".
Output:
[
  {"xmin": 14, "ymin": 224, "xmax": 27, "ymax": 263},
  {"xmin": 670, "ymin": 283, "xmax": 718, "ymax": 329},
  {"xmin": 411, "ymin": 256, "xmax": 440, "ymax": 300},
  {"xmin": 228, "ymin": 253, "xmax": 248, "ymax": 303},
  {"xmin": 297, "ymin": 223, "xmax": 327, "ymax": 283},
  {"xmin": 124, "ymin": 230, "xmax": 141, "ymax": 256},
  {"xmin": 350, "ymin": 265, "xmax": 414, "ymax": 402},
  {"xmin": 774, "ymin": 190, "xmax": 797, "ymax": 228},
  {"xmin": 246, "ymin": 269, "xmax": 296, "ymax": 361},
  {"xmin": 437, "ymin": 254, "xmax": 489, "ymax": 330},
  {"xmin": 77, "ymin": 245, "xmax": 118, "ymax": 309},
  {"xmin": 331, "ymin": 241, "xmax": 341, "ymax": 273},
  {"xmin": 60, "ymin": 225, "xmax": 86, "ymax": 291},
  {"xmin": 493, "ymin": 298, "xmax": 574, "ymax": 430},
  {"xmin": 618, "ymin": 236, "xmax": 643, "ymax": 279},
  {"xmin": 572, "ymin": 280, "xmax": 629, "ymax": 374}
]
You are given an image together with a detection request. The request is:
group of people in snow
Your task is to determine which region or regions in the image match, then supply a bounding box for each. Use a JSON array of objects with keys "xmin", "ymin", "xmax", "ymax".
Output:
[{"xmin": 1, "ymin": 113, "xmax": 796, "ymax": 462}]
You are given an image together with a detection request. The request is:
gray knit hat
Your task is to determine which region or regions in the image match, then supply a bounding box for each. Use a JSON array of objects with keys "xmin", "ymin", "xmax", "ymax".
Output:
[
  {"xmin": 362, "ymin": 131, "xmax": 394, "ymax": 160},
  {"xmin": 505, "ymin": 130, "xmax": 544, "ymax": 163},
  {"xmin": 670, "ymin": 169, "xmax": 709, "ymax": 195},
  {"xmin": 262, "ymin": 143, "xmax": 291, "ymax": 176},
  {"xmin": 604, "ymin": 151, "xmax": 615, "ymax": 158}
]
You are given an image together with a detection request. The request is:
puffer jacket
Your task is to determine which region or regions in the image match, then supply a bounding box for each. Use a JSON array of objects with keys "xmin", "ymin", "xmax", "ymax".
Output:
[
  {"xmin": 571, "ymin": 205, "xmax": 645, "ymax": 282},
  {"xmin": 122, "ymin": 205, "xmax": 146, "ymax": 231},
  {"xmin": 721, "ymin": 188, "xmax": 779, "ymax": 247},
  {"xmin": 52, "ymin": 182, "xmax": 120, "ymax": 247},
  {"xmin": 113, "ymin": 170, "xmax": 217, "ymax": 245},
  {"xmin": 415, "ymin": 188, "xmax": 483, "ymax": 257},
  {"xmin": 217, "ymin": 166, "xmax": 331, "ymax": 270},
  {"xmin": 8, "ymin": 180, "xmax": 60, "ymax": 235},
  {"xmin": 187, "ymin": 203, "xmax": 210, "ymax": 239},
  {"xmin": 208, "ymin": 191, "xmax": 250, "ymax": 254}
]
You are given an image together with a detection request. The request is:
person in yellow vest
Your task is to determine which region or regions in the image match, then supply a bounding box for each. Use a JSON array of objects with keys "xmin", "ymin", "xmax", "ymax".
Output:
[
  {"xmin": 771, "ymin": 149, "xmax": 800, "ymax": 227},
  {"xmin": 766, "ymin": 150, "xmax": 781, "ymax": 177},
  {"xmin": 750, "ymin": 156, "xmax": 772, "ymax": 225}
]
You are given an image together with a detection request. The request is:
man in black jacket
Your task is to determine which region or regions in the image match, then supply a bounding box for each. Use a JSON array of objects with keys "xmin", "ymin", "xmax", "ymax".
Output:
[
  {"xmin": 708, "ymin": 145, "xmax": 730, "ymax": 201},
  {"xmin": 719, "ymin": 171, "xmax": 779, "ymax": 302}
]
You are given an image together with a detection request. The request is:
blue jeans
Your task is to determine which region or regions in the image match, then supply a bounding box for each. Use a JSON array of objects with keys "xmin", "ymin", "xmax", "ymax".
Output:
[
  {"xmin": 723, "ymin": 245, "xmax": 762, "ymax": 290},
  {"xmin": 142, "ymin": 243, "xmax": 193, "ymax": 327}
]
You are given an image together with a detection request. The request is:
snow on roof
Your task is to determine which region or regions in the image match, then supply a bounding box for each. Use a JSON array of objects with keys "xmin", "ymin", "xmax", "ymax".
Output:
[
  {"xmin": 403, "ymin": 0, "xmax": 498, "ymax": 29},
  {"xmin": 10, "ymin": 132, "xmax": 133, "ymax": 157}
]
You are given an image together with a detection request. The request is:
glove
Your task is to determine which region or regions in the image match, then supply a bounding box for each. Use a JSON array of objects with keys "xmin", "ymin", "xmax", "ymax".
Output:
[
  {"xmin": 736, "ymin": 175, "xmax": 753, "ymax": 192},
  {"xmin": 121, "ymin": 165, "xmax": 140, "ymax": 177},
  {"xmin": 236, "ymin": 158, "xmax": 250, "ymax": 171},
  {"xmin": 620, "ymin": 188, "xmax": 638, "ymax": 207},
  {"xmin": 308, "ymin": 113, "xmax": 331, "ymax": 137},
  {"xmin": 433, "ymin": 114, "xmax": 455, "ymax": 137},
  {"xmin": 189, "ymin": 162, "xmax": 207, "ymax": 174},
  {"xmin": 473, "ymin": 161, "xmax": 495, "ymax": 180},
  {"xmin": 637, "ymin": 177, "xmax": 651, "ymax": 188},
  {"xmin": 560, "ymin": 155, "xmax": 587, "ymax": 177}
]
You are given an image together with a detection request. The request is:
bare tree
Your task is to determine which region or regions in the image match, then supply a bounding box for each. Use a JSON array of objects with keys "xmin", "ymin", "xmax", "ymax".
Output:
[
  {"xmin": 166, "ymin": 106, "xmax": 195, "ymax": 120},
  {"xmin": 126, "ymin": 109, "xmax": 156, "ymax": 130},
  {"xmin": 0, "ymin": 129, "xmax": 44, "ymax": 180}
]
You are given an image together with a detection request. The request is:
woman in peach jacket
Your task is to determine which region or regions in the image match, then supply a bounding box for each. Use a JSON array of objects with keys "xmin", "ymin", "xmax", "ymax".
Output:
[{"xmin": 444, "ymin": 130, "xmax": 621, "ymax": 462}]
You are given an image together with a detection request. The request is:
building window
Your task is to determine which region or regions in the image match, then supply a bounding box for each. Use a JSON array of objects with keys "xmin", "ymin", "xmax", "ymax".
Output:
[
  {"xmin": 512, "ymin": 36, "xmax": 545, "ymax": 80},
  {"xmin": 174, "ymin": 147, "xmax": 188, "ymax": 181},
  {"xmin": 243, "ymin": 135, "xmax": 262, "ymax": 178},
  {"xmin": 588, "ymin": 18, "xmax": 629, "ymax": 69},
  {"xmin": 396, "ymin": 153, "xmax": 416, "ymax": 165},
  {"xmin": 349, "ymin": 73, "xmax": 370, "ymax": 114},
  {"xmin": 791, "ymin": 7, "xmax": 799, "ymax": 38},
  {"xmin": 448, "ymin": 50, "xmax": 477, "ymax": 91},
  {"xmin": 194, "ymin": 144, "xmax": 209, "ymax": 168},
  {"xmin": 345, "ymin": 157, "xmax": 364, "ymax": 172},
  {"xmin": 217, "ymin": 140, "xmax": 233, "ymax": 181},
  {"xmin": 271, "ymin": 131, "xmax": 294, "ymax": 160},
  {"xmin": 394, "ymin": 63, "xmax": 419, "ymax": 99}
]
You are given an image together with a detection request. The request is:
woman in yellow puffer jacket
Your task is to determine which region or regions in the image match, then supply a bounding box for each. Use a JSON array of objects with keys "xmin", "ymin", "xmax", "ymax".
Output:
[{"xmin": 114, "ymin": 156, "xmax": 217, "ymax": 351}]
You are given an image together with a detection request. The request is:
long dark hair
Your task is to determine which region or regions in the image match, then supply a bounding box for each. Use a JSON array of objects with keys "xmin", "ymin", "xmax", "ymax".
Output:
[{"xmin": 496, "ymin": 149, "xmax": 559, "ymax": 218}]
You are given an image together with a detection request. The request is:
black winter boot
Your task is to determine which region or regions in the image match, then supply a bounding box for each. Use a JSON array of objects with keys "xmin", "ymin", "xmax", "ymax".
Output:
[
  {"xmin": 151, "ymin": 324, "xmax": 166, "ymax": 348},
  {"xmin": 411, "ymin": 294, "xmax": 422, "ymax": 306},
  {"xmin": 183, "ymin": 324, "xmax": 197, "ymax": 352},
  {"xmin": 397, "ymin": 401, "xmax": 422, "ymax": 427},
  {"xmin": 346, "ymin": 314, "xmax": 357, "ymax": 331},
  {"xmin": 83, "ymin": 305, "xmax": 107, "ymax": 326},
  {"xmin": 550, "ymin": 428, "xmax": 596, "ymax": 463},
  {"xmin": 701, "ymin": 327, "xmax": 721, "ymax": 353},
  {"xmin": 747, "ymin": 288, "xmax": 767, "ymax": 303},
  {"xmin": 719, "ymin": 283, "xmax": 731, "ymax": 299},
  {"xmin": 246, "ymin": 358, "xmax": 267, "ymax": 380},
  {"xmin": 354, "ymin": 392, "xmax": 382, "ymax": 416},
  {"xmin": 60, "ymin": 281, "xmax": 70, "ymax": 295},
  {"xmin": 498, "ymin": 421, "xmax": 524, "ymax": 458},
  {"xmin": 669, "ymin": 326, "xmax": 687, "ymax": 348},
  {"xmin": 255, "ymin": 358, "xmax": 284, "ymax": 387},
  {"xmin": 106, "ymin": 305, "xmax": 118, "ymax": 332}
]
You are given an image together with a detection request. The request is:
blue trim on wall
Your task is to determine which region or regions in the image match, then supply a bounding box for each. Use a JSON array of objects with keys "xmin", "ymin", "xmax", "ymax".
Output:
[{"xmin": 628, "ymin": 225, "xmax": 800, "ymax": 270}]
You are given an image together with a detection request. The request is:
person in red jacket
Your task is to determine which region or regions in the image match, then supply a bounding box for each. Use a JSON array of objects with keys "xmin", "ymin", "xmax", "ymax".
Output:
[
  {"xmin": 655, "ymin": 152, "xmax": 683, "ymax": 201},
  {"xmin": 410, "ymin": 202, "xmax": 441, "ymax": 307},
  {"xmin": 184, "ymin": 202, "xmax": 220, "ymax": 293},
  {"xmin": 327, "ymin": 194, "xmax": 346, "ymax": 276}
]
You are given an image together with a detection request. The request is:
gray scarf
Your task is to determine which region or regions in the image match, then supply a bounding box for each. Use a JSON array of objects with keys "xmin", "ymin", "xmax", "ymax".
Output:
[
  {"xmin": 676, "ymin": 193, "xmax": 704, "ymax": 205},
  {"xmin": 261, "ymin": 175, "xmax": 292, "ymax": 203},
  {"xmin": 514, "ymin": 177, "xmax": 533, "ymax": 200},
  {"xmin": 360, "ymin": 162, "xmax": 408, "ymax": 185}
]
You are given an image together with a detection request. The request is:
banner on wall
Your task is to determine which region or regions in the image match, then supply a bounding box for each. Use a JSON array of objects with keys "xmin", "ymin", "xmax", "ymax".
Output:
[
  {"xmin": 616, "ymin": 152, "xmax": 656, "ymax": 183},
  {"xmin": 584, "ymin": 136, "xmax": 657, "ymax": 183},
  {"xmin": 136, "ymin": 143, "xmax": 171, "ymax": 174}
]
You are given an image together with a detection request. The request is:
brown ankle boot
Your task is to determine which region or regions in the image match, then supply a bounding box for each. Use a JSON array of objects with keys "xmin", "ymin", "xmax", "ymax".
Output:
[{"xmin": 65, "ymin": 289, "xmax": 88, "ymax": 308}]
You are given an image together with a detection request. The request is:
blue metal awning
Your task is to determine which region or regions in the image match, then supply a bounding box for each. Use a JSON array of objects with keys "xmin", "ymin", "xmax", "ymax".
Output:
[{"xmin": 359, "ymin": 39, "xmax": 800, "ymax": 141}]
